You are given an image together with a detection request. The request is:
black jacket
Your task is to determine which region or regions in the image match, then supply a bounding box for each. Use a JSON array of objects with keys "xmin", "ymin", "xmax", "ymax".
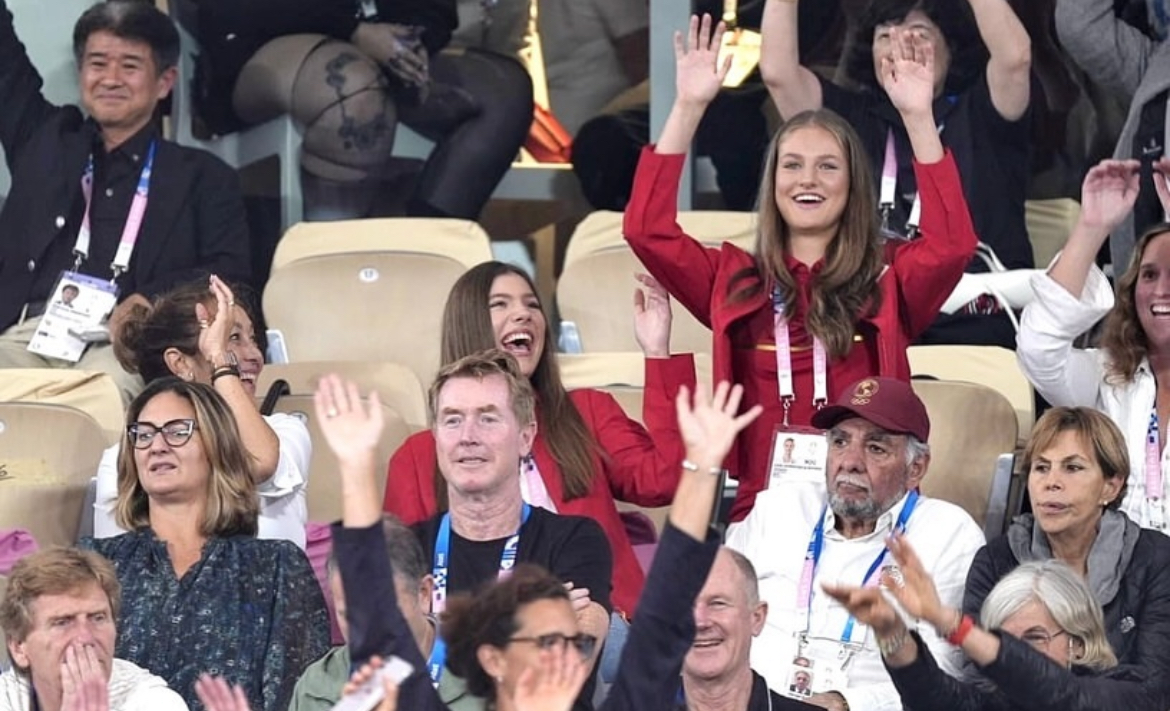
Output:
[
  {"xmin": 886, "ymin": 630, "xmax": 1163, "ymax": 711},
  {"xmin": 963, "ymin": 519, "xmax": 1170, "ymax": 707},
  {"xmin": 0, "ymin": 0, "xmax": 250, "ymax": 331}
]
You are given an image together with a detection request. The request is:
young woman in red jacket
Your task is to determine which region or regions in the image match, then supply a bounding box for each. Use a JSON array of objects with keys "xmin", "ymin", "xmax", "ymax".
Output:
[
  {"xmin": 624, "ymin": 15, "xmax": 978, "ymax": 525},
  {"xmin": 383, "ymin": 261, "xmax": 695, "ymax": 621}
]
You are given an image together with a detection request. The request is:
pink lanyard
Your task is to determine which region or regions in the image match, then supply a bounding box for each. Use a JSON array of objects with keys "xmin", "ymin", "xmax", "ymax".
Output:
[
  {"xmin": 1146, "ymin": 409, "xmax": 1163, "ymax": 501},
  {"xmin": 519, "ymin": 454, "xmax": 556, "ymax": 511},
  {"xmin": 773, "ymin": 288, "xmax": 827, "ymax": 426},
  {"xmin": 74, "ymin": 140, "xmax": 156, "ymax": 282}
]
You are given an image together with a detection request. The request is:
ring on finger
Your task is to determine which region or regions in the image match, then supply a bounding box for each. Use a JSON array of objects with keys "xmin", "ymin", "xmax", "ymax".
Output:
[{"xmin": 326, "ymin": 407, "xmax": 339, "ymax": 419}]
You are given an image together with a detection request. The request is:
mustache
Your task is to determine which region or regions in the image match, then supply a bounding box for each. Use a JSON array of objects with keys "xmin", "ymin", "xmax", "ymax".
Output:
[{"xmin": 832, "ymin": 473, "xmax": 871, "ymax": 492}]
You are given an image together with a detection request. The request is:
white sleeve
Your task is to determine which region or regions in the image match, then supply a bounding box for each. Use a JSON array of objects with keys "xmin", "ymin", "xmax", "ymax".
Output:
[
  {"xmin": 1017, "ymin": 268, "xmax": 1113, "ymax": 408},
  {"xmin": 93, "ymin": 444, "xmax": 126, "ymax": 539},
  {"xmin": 916, "ymin": 515, "xmax": 987, "ymax": 680},
  {"xmin": 254, "ymin": 413, "xmax": 310, "ymax": 550}
]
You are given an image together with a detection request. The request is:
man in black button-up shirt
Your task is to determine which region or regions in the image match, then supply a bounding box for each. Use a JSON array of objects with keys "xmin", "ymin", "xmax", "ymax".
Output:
[{"xmin": 0, "ymin": 0, "xmax": 250, "ymax": 399}]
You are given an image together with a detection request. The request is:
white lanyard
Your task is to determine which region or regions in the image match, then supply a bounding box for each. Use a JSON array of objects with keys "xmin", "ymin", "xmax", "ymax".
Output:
[
  {"xmin": 1145, "ymin": 409, "xmax": 1165, "ymax": 529},
  {"xmin": 74, "ymin": 140, "xmax": 156, "ymax": 282},
  {"xmin": 773, "ymin": 288, "xmax": 827, "ymax": 426},
  {"xmin": 878, "ymin": 130, "xmax": 921, "ymax": 238}
]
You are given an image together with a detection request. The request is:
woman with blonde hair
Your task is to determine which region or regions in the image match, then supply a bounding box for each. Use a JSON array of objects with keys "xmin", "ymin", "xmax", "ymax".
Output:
[
  {"xmin": 960, "ymin": 406, "xmax": 1170, "ymax": 706},
  {"xmin": 1018, "ymin": 156, "xmax": 1170, "ymax": 531},
  {"xmin": 80, "ymin": 378, "xmax": 329, "ymax": 711},
  {"xmin": 624, "ymin": 14, "xmax": 978, "ymax": 523},
  {"xmin": 824, "ymin": 536, "xmax": 1165, "ymax": 711}
]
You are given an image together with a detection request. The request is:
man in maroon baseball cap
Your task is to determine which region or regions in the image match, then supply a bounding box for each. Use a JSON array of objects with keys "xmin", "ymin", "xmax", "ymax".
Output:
[{"xmin": 725, "ymin": 376, "xmax": 985, "ymax": 709}]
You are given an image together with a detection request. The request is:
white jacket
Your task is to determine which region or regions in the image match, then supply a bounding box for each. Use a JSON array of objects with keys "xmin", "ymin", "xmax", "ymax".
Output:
[
  {"xmin": 0, "ymin": 658, "xmax": 188, "ymax": 711},
  {"xmin": 1018, "ymin": 267, "xmax": 1169, "ymax": 527}
]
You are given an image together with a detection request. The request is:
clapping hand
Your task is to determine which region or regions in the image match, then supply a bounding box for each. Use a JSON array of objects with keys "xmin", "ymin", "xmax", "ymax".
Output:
[
  {"xmin": 633, "ymin": 273, "xmax": 672, "ymax": 359},
  {"xmin": 674, "ymin": 14, "xmax": 733, "ymax": 109},
  {"xmin": 879, "ymin": 27, "xmax": 936, "ymax": 119},
  {"xmin": 1079, "ymin": 159, "xmax": 1141, "ymax": 234}
]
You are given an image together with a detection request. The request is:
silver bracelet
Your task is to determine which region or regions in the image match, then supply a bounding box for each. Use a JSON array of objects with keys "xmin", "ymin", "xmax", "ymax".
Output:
[
  {"xmin": 877, "ymin": 627, "xmax": 909, "ymax": 658},
  {"xmin": 681, "ymin": 459, "xmax": 723, "ymax": 475}
]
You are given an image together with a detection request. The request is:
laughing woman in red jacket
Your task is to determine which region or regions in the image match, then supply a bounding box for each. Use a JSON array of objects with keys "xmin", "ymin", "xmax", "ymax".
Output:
[
  {"xmin": 624, "ymin": 15, "xmax": 978, "ymax": 525},
  {"xmin": 383, "ymin": 261, "xmax": 694, "ymax": 622}
]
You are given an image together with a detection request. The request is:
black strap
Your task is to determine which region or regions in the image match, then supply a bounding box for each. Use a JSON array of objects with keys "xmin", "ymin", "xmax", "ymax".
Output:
[{"xmin": 259, "ymin": 378, "xmax": 291, "ymax": 416}]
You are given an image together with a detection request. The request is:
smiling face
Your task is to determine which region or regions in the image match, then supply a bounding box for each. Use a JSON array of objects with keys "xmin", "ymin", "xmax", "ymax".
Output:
[
  {"xmin": 8, "ymin": 584, "xmax": 116, "ymax": 699},
  {"xmin": 131, "ymin": 390, "xmax": 211, "ymax": 505},
  {"xmin": 773, "ymin": 126, "xmax": 850, "ymax": 241},
  {"xmin": 1028, "ymin": 430, "xmax": 1121, "ymax": 542},
  {"xmin": 191, "ymin": 305, "xmax": 265, "ymax": 397},
  {"xmin": 1134, "ymin": 231, "xmax": 1170, "ymax": 351},
  {"xmin": 871, "ymin": 10, "xmax": 951, "ymax": 96},
  {"xmin": 488, "ymin": 273, "xmax": 546, "ymax": 378},
  {"xmin": 683, "ymin": 549, "xmax": 767, "ymax": 684},
  {"xmin": 825, "ymin": 418, "xmax": 926, "ymax": 526},
  {"xmin": 78, "ymin": 31, "xmax": 174, "ymax": 140},
  {"xmin": 433, "ymin": 373, "xmax": 537, "ymax": 499}
]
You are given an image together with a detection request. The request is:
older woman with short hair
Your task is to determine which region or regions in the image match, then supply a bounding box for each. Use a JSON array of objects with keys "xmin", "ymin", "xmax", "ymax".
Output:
[
  {"xmin": 961, "ymin": 406, "xmax": 1170, "ymax": 706},
  {"xmin": 80, "ymin": 378, "xmax": 330, "ymax": 711},
  {"xmin": 825, "ymin": 539, "xmax": 1166, "ymax": 711}
]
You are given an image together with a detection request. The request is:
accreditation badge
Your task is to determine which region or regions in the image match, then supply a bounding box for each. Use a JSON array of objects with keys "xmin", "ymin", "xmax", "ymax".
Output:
[
  {"xmin": 767, "ymin": 426, "xmax": 828, "ymax": 487},
  {"xmin": 27, "ymin": 270, "xmax": 118, "ymax": 363}
]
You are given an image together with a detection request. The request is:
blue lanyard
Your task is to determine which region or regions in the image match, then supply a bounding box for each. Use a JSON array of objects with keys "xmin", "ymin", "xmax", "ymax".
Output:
[
  {"xmin": 801, "ymin": 490, "xmax": 919, "ymax": 643},
  {"xmin": 428, "ymin": 503, "xmax": 532, "ymax": 683}
]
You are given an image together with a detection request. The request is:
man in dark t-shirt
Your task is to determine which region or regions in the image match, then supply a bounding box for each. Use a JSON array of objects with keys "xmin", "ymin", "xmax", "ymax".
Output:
[{"xmin": 411, "ymin": 350, "xmax": 613, "ymax": 711}]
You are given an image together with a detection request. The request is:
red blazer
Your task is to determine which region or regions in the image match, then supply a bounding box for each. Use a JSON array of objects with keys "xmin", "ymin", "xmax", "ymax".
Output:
[
  {"xmin": 623, "ymin": 147, "xmax": 978, "ymax": 521},
  {"xmin": 383, "ymin": 355, "xmax": 695, "ymax": 616}
]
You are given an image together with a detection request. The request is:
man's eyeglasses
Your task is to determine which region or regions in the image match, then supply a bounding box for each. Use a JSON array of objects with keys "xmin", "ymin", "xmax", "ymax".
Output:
[
  {"xmin": 1021, "ymin": 628, "xmax": 1067, "ymax": 650},
  {"xmin": 128, "ymin": 419, "xmax": 198, "ymax": 449},
  {"xmin": 508, "ymin": 633, "xmax": 598, "ymax": 659}
]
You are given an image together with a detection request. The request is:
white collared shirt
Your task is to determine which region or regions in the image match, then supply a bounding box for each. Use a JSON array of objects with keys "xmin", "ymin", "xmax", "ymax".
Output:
[
  {"xmin": 1018, "ymin": 267, "xmax": 1170, "ymax": 528},
  {"xmin": 726, "ymin": 482, "xmax": 985, "ymax": 711}
]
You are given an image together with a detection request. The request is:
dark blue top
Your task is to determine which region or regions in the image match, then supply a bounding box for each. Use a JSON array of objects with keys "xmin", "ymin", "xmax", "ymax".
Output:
[{"xmin": 81, "ymin": 530, "xmax": 330, "ymax": 711}]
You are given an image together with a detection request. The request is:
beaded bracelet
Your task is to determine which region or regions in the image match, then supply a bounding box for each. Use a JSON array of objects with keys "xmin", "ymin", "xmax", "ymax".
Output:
[{"xmin": 681, "ymin": 459, "xmax": 723, "ymax": 475}]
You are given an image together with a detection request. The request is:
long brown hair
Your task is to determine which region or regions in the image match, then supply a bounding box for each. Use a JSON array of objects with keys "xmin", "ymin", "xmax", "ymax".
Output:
[
  {"xmin": 729, "ymin": 110, "xmax": 885, "ymax": 358},
  {"xmin": 435, "ymin": 262, "xmax": 599, "ymax": 505},
  {"xmin": 1101, "ymin": 224, "xmax": 1170, "ymax": 382}
]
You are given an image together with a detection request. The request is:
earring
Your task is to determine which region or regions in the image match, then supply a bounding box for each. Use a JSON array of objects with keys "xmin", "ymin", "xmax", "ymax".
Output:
[{"xmin": 184, "ymin": 371, "xmax": 195, "ymax": 381}]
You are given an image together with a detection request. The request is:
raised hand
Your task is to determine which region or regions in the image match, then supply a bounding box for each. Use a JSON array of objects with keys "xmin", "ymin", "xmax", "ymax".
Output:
[
  {"xmin": 882, "ymin": 533, "xmax": 948, "ymax": 628},
  {"xmin": 879, "ymin": 27, "xmax": 936, "ymax": 119},
  {"xmin": 633, "ymin": 273, "xmax": 672, "ymax": 358},
  {"xmin": 196, "ymin": 274, "xmax": 237, "ymax": 364},
  {"xmin": 1079, "ymin": 159, "xmax": 1141, "ymax": 233},
  {"xmin": 674, "ymin": 14, "xmax": 733, "ymax": 108},
  {"xmin": 675, "ymin": 382, "xmax": 763, "ymax": 471},
  {"xmin": 1154, "ymin": 156, "xmax": 1170, "ymax": 219},
  {"xmin": 513, "ymin": 645, "xmax": 590, "ymax": 711},
  {"xmin": 60, "ymin": 644, "xmax": 109, "ymax": 711},
  {"xmin": 194, "ymin": 674, "xmax": 252, "ymax": 711},
  {"xmin": 313, "ymin": 374, "xmax": 384, "ymax": 467}
]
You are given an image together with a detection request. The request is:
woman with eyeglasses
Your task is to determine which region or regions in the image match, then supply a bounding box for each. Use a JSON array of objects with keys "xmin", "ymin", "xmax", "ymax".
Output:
[
  {"xmin": 97, "ymin": 275, "xmax": 311, "ymax": 548},
  {"xmin": 80, "ymin": 378, "xmax": 330, "ymax": 711},
  {"xmin": 960, "ymin": 406, "xmax": 1170, "ymax": 705},
  {"xmin": 823, "ymin": 535, "xmax": 1168, "ymax": 711},
  {"xmin": 321, "ymin": 368, "xmax": 761, "ymax": 711}
]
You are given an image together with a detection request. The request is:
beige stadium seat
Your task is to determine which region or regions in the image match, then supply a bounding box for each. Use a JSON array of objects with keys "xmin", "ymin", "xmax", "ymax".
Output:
[
  {"xmin": 0, "ymin": 369, "xmax": 124, "ymax": 446},
  {"xmin": 556, "ymin": 352, "xmax": 714, "ymax": 534},
  {"xmin": 0, "ymin": 403, "xmax": 108, "ymax": 547},
  {"xmin": 912, "ymin": 379, "xmax": 1018, "ymax": 538},
  {"xmin": 907, "ymin": 345, "xmax": 1034, "ymax": 447},
  {"xmin": 1026, "ymin": 198, "xmax": 1080, "ymax": 269},
  {"xmin": 270, "ymin": 218, "xmax": 493, "ymax": 272},
  {"xmin": 264, "ymin": 250, "xmax": 470, "ymax": 386},
  {"xmin": 265, "ymin": 396, "xmax": 412, "ymax": 522},
  {"xmin": 558, "ymin": 210, "xmax": 756, "ymax": 353},
  {"xmin": 257, "ymin": 361, "xmax": 428, "ymax": 432}
]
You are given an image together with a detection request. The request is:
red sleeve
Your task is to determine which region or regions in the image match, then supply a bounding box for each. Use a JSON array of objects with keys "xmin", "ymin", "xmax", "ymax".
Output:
[
  {"xmin": 383, "ymin": 431, "xmax": 439, "ymax": 524},
  {"xmin": 622, "ymin": 146, "xmax": 722, "ymax": 328},
  {"xmin": 892, "ymin": 150, "xmax": 979, "ymax": 337},
  {"xmin": 574, "ymin": 355, "xmax": 693, "ymax": 507}
]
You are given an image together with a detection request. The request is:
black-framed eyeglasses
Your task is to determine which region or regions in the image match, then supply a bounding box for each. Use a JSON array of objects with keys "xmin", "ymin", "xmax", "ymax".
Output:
[
  {"xmin": 127, "ymin": 419, "xmax": 198, "ymax": 449},
  {"xmin": 508, "ymin": 633, "xmax": 598, "ymax": 659},
  {"xmin": 1021, "ymin": 628, "xmax": 1067, "ymax": 649}
]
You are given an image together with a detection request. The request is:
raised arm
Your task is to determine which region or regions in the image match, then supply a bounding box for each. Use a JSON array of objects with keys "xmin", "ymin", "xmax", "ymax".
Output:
[
  {"xmin": 1054, "ymin": 0, "xmax": 1157, "ymax": 101},
  {"xmin": 969, "ymin": 0, "xmax": 1032, "ymax": 120},
  {"xmin": 0, "ymin": 0, "xmax": 60, "ymax": 164},
  {"xmin": 880, "ymin": 27, "xmax": 943, "ymax": 164},
  {"xmin": 759, "ymin": 0, "xmax": 823, "ymax": 120},
  {"xmin": 655, "ymin": 14, "xmax": 731, "ymax": 155}
]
